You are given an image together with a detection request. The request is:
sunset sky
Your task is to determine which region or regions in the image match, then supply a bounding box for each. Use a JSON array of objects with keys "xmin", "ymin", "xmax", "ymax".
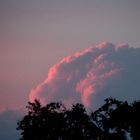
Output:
[
  {"xmin": 1, "ymin": 0, "xmax": 140, "ymax": 108},
  {"xmin": 0, "ymin": 0, "xmax": 140, "ymax": 139}
]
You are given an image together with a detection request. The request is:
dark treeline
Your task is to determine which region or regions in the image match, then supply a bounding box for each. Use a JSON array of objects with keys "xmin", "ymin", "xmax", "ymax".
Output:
[{"xmin": 17, "ymin": 98, "xmax": 140, "ymax": 140}]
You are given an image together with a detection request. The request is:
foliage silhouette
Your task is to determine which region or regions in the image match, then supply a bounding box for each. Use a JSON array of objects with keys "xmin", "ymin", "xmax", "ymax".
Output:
[{"xmin": 17, "ymin": 98, "xmax": 140, "ymax": 140}]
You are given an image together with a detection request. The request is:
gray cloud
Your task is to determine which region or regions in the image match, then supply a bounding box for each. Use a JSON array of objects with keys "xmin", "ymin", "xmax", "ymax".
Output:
[
  {"xmin": 29, "ymin": 42, "xmax": 140, "ymax": 109},
  {"xmin": 0, "ymin": 108, "xmax": 24, "ymax": 140}
]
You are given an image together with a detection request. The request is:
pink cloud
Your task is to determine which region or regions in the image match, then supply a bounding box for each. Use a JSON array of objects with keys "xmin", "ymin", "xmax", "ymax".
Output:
[{"xmin": 29, "ymin": 42, "xmax": 140, "ymax": 109}]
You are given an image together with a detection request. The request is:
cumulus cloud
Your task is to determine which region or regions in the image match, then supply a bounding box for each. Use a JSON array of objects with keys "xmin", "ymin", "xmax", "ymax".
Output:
[{"xmin": 29, "ymin": 42, "xmax": 140, "ymax": 109}]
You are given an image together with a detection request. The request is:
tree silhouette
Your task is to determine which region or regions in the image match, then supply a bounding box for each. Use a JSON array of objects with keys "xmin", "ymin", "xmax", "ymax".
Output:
[
  {"xmin": 17, "ymin": 98, "xmax": 140, "ymax": 140},
  {"xmin": 129, "ymin": 101, "xmax": 140, "ymax": 140},
  {"xmin": 64, "ymin": 104, "xmax": 101, "ymax": 140},
  {"xmin": 17, "ymin": 100, "xmax": 100, "ymax": 140},
  {"xmin": 91, "ymin": 98, "xmax": 130, "ymax": 140}
]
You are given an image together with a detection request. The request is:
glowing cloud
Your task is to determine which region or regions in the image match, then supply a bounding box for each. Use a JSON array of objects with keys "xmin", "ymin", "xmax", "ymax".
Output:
[{"xmin": 29, "ymin": 42, "xmax": 140, "ymax": 109}]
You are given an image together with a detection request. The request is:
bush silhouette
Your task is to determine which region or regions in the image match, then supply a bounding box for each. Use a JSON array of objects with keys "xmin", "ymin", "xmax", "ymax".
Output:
[{"xmin": 17, "ymin": 98, "xmax": 140, "ymax": 140}]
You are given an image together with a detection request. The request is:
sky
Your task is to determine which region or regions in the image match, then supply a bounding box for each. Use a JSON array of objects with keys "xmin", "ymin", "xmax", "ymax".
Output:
[{"xmin": 0, "ymin": 0, "xmax": 140, "ymax": 139}]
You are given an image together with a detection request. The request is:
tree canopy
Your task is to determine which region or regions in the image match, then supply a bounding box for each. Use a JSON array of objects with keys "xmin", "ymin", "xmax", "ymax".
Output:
[{"xmin": 17, "ymin": 98, "xmax": 140, "ymax": 140}]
